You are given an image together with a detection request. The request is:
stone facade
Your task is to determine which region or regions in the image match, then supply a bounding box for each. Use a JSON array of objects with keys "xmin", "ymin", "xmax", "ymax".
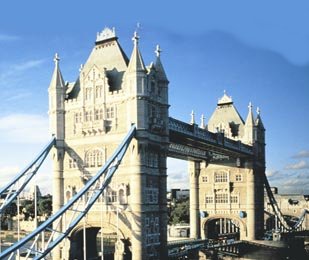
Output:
[{"xmin": 49, "ymin": 28, "xmax": 169, "ymax": 260}]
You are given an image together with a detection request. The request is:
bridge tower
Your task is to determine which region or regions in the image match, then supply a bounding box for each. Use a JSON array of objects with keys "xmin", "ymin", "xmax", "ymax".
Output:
[
  {"xmin": 48, "ymin": 28, "xmax": 169, "ymax": 259},
  {"xmin": 198, "ymin": 93, "xmax": 265, "ymax": 241}
]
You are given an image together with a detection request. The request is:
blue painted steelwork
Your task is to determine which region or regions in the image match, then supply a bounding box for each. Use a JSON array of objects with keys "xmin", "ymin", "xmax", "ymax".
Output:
[
  {"xmin": 0, "ymin": 137, "xmax": 56, "ymax": 214},
  {"xmin": 0, "ymin": 125, "xmax": 136, "ymax": 260},
  {"xmin": 263, "ymin": 173, "xmax": 308, "ymax": 231}
]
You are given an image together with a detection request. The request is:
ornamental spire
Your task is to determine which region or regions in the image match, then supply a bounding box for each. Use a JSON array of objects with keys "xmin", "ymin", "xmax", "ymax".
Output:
[
  {"xmin": 200, "ymin": 114, "xmax": 205, "ymax": 128},
  {"xmin": 132, "ymin": 31, "xmax": 139, "ymax": 46},
  {"xmin": 49, "ymin": 53, "xmax": 65, "ymax": 89},
  {"xmin": 155, "ymin": 44, "xmax": 162, "ymax": 57},
  {"xmin": 190, "ymin": 110, "xmax": 195, "ymax": 125}
]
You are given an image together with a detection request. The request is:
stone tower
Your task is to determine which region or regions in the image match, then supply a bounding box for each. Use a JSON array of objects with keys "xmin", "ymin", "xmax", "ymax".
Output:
[
  {"xmin": 49, "ymin": 28, "xmax": 169, "ymax": 260},
  {"xmin": 198, "ymin": 92, "xmax": 265, "ymax": 240}
]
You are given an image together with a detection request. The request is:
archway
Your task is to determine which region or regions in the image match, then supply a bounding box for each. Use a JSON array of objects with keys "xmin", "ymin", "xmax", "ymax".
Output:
[
  {"xmin": 69, "ymin": 224, "xmax": 131, "ymax": 260},
  {"xmin": 202, "ymin": 217, "xmax": 246, "ymax": 241}
]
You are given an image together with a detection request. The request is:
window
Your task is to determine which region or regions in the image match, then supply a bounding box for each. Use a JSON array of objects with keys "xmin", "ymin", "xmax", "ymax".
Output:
[
  {"xmin": 235, "ymin": 174, "xmax": 242, "ymax": 182},
  {"xmin": 215, "ymin": 193, "xmax": 228, "ymax": 204},
  {"xmin": 69, "ymin": 158, "xmax": 77, "ymax": 168},
  {"xmin": 94, "ymin": 109, "xmax": 103, "ymax": 120},
  {"xmin": 230, "ymin": 196, "xmax": 238, "ymax": 203},
  {"xmin": 85, "ymin": 111, "xmax": 92, "ymax": 122},
  {"xmin": 106, "ymin": 106, "xmax": 114, "ymax": 119},
  {"xmin": 85, "ymin": 88, "xmax": 92, "ymax": 100},
  {"xmin": 74, "ymin": 112, "xmax": 82, "ymax": 123},
  {"xmin": 107, "ymin": 189, "xmax": 117, "ymax": 203},
  {"xmin": 85, "ymin": 149, "xmax": 104, "ymax": 167},
  {"xmin": 95, "ymin": 85, "xmax": 103, "ymax": 98},
  {"xmin": 202, "ymin": 176, "xmax": 208, "ymax": 182},
  {"xmin": 119, "ymin": 189, "xmax": 126, "ymax": 204},
  {"xmin": 205, "ymin": 196, "xmax": 213, "ymax": 203},
  {"xmin": 215, "ymin": 171, "xmax": 228, "ymax": 182}
]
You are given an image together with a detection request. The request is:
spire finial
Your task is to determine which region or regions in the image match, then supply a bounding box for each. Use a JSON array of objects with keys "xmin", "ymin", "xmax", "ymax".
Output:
[
  {"xmin": 132, "ymin": 31, "xmax": 139, "ymax": 46},
  {"xmin": 54, "ymin": 53, "xmax": 60, "ymax": 65},
  {"xmin": 200, "ymin": 114, "xmax": 205, "ymax": 128},
  {"xmin": 257, "ymin": 107, "xmax": 260, "ymax": 115},
  {"xmin": 248, "ymin": 102, "xmax": 253, "ymax": 111},
  {"xmin": 155, "ymin": 44, "xmax": 162, "ymax": 57},
  {"xmin": 190, "ymin": 110, "xmax": 195, "ymax": 125},
  {"xmin": 79, "ymin": 64, "xmax": 83, "ymax": 72}
]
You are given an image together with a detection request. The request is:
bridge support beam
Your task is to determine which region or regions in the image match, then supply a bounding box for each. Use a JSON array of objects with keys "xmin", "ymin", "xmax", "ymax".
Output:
[{"xmin": 189, "ymin": 161, "xmax": 200, "ymax": 239}]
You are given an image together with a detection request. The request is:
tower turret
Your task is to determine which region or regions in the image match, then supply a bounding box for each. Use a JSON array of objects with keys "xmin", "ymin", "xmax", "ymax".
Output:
[
  {"xmin": 48, "ymin": 53, "xmax": 66, "ymax": 139},
  {"xmin": 124, "ymin": 31, "xmax": 148, "ymax": 128},
  {"xmin": 243, "ymin": 102, "xmax": 255, "ymax": 145},
  {"xmin": 255, "ymin": 107, "xmax": 266, "ymax": 162}
]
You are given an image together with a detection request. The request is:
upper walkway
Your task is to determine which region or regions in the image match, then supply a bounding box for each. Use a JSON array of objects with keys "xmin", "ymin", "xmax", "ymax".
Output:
[{"xmin": 168, "ymin": 117, "xmax": 253, "ymax": 161}]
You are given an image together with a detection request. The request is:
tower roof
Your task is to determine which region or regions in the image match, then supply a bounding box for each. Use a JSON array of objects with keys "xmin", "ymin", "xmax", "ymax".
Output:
[
  {"xmin": 49, "ymin": 53, "xmax": 65, "ymax": 89},
  {"xmin": 127, "ymin": 31, "xmax": 146, "ymax": 73}
]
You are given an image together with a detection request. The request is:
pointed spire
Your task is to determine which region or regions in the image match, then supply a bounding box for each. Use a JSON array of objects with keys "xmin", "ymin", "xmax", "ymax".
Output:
[
  {"xmin": 255, "ymin": 107, "xmax": 265, "ymax": 130},
  {"xmin": 49, "ymin": 53, "xmax": 65, "ymax": 89},
  {"xmin": 200, "ymin": 114, "xmax": 205, "ymax": 128},
  {"xmin": 245, "ymin": 102, "xmax": 255, "ymax": 126},
  {"xmin": 154, "ymin": 44, "xmax": 168, "ymax": 82},
  {"xmin": 127, "ymin": 31, "xmax": 146, "ymax": 73},
  {"xmin": 190, "ymin": 110, "xmax": 195, "ymax": 125}
]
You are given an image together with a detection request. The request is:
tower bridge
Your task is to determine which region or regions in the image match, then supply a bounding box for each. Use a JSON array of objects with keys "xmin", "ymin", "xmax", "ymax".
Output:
[{"xmin": 0, "ymin": 27, "xmax": 308, "ymax": 260}]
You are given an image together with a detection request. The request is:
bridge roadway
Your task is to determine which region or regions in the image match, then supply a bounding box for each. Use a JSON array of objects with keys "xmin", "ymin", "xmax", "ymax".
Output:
[
  {"xmin": 167, "ymin": 231, "xmax": 309, "ymax": 259},
  {"xmin": 168, "ymin": 117, "xmax": 253, "ymax": 161}
]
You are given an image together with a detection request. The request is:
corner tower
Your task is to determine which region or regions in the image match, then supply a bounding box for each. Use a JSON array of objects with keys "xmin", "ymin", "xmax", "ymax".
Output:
[{"xmin": 49, "ymin": 28, "xmax": 169, "ymax": 260}]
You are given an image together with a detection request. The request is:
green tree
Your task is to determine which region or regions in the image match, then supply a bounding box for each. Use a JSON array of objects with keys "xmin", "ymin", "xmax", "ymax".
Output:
[
  {"xmin": 38, "ymin": 195, "xmax": 52, "ymax": 217},
  {"xmin": 169, "ymin": 199, "xmax": 189, "ymax": 225}
]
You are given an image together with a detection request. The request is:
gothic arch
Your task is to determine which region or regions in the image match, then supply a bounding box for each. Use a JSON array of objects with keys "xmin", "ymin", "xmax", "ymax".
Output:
[{"xmin": 201, "ymin": 214, "xmax": 247, "ymax": 240}]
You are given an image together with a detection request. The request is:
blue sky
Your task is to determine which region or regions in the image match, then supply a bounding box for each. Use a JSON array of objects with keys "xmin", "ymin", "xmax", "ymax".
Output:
[{"xmin": 0, "ymin": 0, "xmax": 308, "ymax": 194}]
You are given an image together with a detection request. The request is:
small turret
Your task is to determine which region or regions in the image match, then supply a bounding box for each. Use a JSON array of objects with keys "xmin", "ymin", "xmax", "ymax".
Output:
[
  {"xmin": 48, "ymin": 53, "xmax": 66, "ymax": 139},
  {"xmin": 127, "ymin": 31, "xmax": 146, "ymax": 73},
  {"xmin": 243, "ymin": 102, "xmax": 255, "ymax": 145},
  {"xmin": 255, "ymin": 107, "xmax": 266, "ymax": 162}
]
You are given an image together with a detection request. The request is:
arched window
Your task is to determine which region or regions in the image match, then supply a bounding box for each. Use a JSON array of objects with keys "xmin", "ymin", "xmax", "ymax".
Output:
[
  {"xmin": 85, "ymin": 149, "xmax": 104, "ymax": 167},
  {"xmin": 119, "ymin": 189, "xmax": 126, "ymax": 204}
]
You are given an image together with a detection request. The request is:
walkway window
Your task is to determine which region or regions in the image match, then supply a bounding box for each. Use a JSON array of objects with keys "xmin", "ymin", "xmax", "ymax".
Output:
[
  {"xmin": 215, "ymin": 171, "xmax": 228, "ymax": 182},
  {"xmin": 215, "ymin": 193, "xmax": 228, "ymax": 203}
]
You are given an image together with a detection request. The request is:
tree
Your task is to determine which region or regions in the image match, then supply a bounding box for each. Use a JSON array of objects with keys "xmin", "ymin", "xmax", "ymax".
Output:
[
  {"xmin": 38, "ymin": 195, "xmax": 52, "ymax": 217},
  {"xmin": 169, "ymin": 198, "xmax": 189, "ymax": 225}
]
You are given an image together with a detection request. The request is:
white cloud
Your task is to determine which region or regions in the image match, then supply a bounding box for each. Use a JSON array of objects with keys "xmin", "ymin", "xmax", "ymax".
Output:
[
  {"xmin": 0, "ymin": 33, "xmax": 19, "ymax": 41},
  {"xmin": 292, "ymin": 150, "xmax": 309, "ymax": 159},
  {"xmin": 0, "ymin": 166, "xmax": 20, "ymax": 188},
  {"xmin": 285, "ymin": 160, "xmax": 309, "ymax": 170},
  {"xmin": 0, "ymin": 59, "xmax": 45, "ymax": 84},
  {"xmin": 0, "ymin": 114, "xmax": 49, "ymax": 144},
  {"xmin": 266, "ymin": 169, "xmax": 280, "ymax": 177}
]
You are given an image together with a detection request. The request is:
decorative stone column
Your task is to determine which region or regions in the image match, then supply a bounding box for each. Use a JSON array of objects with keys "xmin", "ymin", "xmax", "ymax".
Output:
[
  {"xmin": 52, "ymin": 144, "xmax": 64, "ymax": 260},
  {"xmin": 189, "ymin": 161, "xmax": 200, "ymax": 239}
]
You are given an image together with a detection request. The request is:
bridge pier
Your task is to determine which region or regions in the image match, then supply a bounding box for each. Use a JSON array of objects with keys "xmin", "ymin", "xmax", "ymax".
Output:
[{"xmin": 189, "ymin": 161, "xmax": 201, "ymax": 239}]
